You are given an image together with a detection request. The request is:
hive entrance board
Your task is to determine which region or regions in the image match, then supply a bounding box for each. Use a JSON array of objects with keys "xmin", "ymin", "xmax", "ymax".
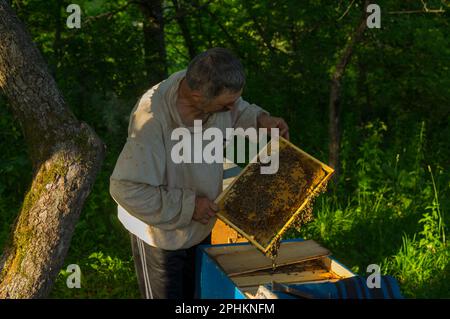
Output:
[{"xmin": 215, "ymin": 137, "xmax": 334, "ymax": 256}]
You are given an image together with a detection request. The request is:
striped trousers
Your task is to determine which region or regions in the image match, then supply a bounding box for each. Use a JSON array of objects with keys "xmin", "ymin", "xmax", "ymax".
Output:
[{"xmin": 130, "ymin": 233, "xmax": 211, "ymax": 299}]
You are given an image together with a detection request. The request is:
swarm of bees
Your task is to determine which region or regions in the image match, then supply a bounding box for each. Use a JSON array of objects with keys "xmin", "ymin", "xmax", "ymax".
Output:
[{"xmin": 218, "ymin": 138, "xmax": 333, "ymax": 262}]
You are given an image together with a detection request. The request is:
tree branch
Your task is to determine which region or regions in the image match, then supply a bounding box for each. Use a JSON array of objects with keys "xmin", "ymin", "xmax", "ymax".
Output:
[
  {"xmin": 84, "ymin": 1, "xmax": 141, "ymax": 24},
  {"xmin": 389, "ymin": 0, "xmax": 446, "ymax": 14},
  {"xmin": 337, "ymin": 0, "xmax": 356, "ymax": 21},
  {"xmin": 388, "ymin": 9, "xmax": 445, "ymax": 14}
]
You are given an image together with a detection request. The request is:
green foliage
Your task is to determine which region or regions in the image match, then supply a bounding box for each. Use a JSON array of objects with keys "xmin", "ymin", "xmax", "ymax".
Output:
[
  {"xmin": 289, "ymin": 121, "xmax": 449, "ymax": 298},
  {"xmin": 50, "ymin": 251, "xmax": 140, "ymax": 298},
  {"xmin": 380, "ymin": 165, "xmax": 448, "ymax": 298}
]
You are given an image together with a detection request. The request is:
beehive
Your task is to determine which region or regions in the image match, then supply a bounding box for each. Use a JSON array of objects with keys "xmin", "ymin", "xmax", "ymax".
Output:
[
  {"xmin": 214, "ymin": 137, "xmax": 334, "ymax": 257},
  {"xmin": 196, "ymin": 239, "xmax": 355, "ymax": 299}
]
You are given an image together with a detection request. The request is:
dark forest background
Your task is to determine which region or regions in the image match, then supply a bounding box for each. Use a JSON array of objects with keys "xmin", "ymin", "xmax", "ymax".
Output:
[{"xmin": 0, "ymin": 0, "xmax": 449, "ymax": 298}]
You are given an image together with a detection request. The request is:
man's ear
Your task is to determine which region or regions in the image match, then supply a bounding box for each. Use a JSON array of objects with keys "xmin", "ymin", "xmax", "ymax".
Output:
[{"xmin": 191, "ymin": 90, "xmax": 205, "ymax": 104}]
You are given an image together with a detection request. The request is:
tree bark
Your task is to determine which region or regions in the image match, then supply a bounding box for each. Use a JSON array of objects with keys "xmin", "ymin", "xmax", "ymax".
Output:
[
  {"xmin": 51, "ymin": 0, "xmax": 63, "ymax": 78},
  {"xmin": 0, "ymin": 1, "xmax": 105, "ymax": 298},
  {"xmin": 328, "ymin": 0, "xmax": 369, "ymax": 182}
]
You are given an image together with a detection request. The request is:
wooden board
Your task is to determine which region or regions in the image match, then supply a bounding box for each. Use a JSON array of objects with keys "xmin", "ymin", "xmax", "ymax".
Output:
[
  {"xmin": 322, "ymin": 258, "xmax": 356, "ymax": 279},
  {"xmin": 231, "ymin": 270, "xmax": 337, "ymax": 288},
  {"xmin": 229, "ymin": 258, "xmax": 341, "ymax": 288},
  {"xmin": 238, "ymin": 255, "xmax": 356, "ymax": 299},
  {"xmin": 214, "ymin": 137, "xmax": 334, "ymax": 255},
  {"xmin": 205, "ymin": 240, "xmax": 330, "ymax": 276}
]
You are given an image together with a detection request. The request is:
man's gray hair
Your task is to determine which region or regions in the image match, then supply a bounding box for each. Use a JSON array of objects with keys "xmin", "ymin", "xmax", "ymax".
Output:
[{"xmin": 185, "ymin": 47, "xmax": 245, "ymax": 100}]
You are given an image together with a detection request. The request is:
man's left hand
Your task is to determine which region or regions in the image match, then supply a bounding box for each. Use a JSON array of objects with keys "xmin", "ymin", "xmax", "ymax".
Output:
[{"xmin": 257, "ymin": 113, "xmax": 290, "ymax": 140}]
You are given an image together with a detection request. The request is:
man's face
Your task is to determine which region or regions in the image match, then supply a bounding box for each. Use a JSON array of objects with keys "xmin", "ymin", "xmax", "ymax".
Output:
[{"xmin": 198, "ymin": 89, "xmax": 242, "ymax": 114}]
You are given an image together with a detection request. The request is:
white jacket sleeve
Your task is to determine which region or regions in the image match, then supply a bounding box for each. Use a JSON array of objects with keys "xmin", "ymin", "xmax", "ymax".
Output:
[{"xmin": 109, "ymin": 111, "xmax": 195, "ymax": 231}]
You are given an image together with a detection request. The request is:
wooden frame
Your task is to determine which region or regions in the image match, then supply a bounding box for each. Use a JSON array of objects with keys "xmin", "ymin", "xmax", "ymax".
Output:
[{"xmin": 214, "ymin": 136, "xmax": 335, "ymax": 255}]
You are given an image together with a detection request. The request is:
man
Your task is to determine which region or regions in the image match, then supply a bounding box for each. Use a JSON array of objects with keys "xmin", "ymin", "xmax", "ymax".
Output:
[{"xmin": 110, "ymin": 47, "xmax": 289, "ymax": 299}]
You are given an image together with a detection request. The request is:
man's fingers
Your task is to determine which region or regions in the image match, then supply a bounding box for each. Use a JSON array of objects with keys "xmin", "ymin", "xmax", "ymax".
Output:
[
  {"xmin": 210, "ymin": 202, "xmax": 219, "ymax": 211},
  {"xmin": 207, "ymin": 210, "xmax": 216, "ymax": 217},
  {"xmin": 273, "ymin": 118, "xmax": 288, "ymax": 134},
  {"xmin": 274, "ymin": 118, "xmax": 283, "ymax": 129},
  {"xmin": 194, "ymin": 213, "xmax": 210, "ymax": 224},
  {"xmin": 280, "ymin": 127, "xmax": 289, "ymax": 140},
  {"xmin": 194, "ymin": 197, "xmax": 218, "ymax": 224},
  {"xmin": 278, "ymin": 119, "xmax": 289, "ymax": 140}
]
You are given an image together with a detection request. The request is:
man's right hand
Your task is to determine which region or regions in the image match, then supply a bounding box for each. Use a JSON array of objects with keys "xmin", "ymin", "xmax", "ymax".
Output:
[{"xmin": 193, "ymin": 196, "xmax": 218, "ymax": 225}]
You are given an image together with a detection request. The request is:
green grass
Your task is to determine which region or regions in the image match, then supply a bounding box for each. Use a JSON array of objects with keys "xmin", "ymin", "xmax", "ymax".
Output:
[{"xmin": 50, "ymin": 251, "xmax": 140, "ymax": 299}]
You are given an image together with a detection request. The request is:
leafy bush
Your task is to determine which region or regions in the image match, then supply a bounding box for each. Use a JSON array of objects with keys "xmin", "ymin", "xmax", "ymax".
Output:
[{"xmin": 290, "ymin": 121, "xmax": 449, "ymax": 298}]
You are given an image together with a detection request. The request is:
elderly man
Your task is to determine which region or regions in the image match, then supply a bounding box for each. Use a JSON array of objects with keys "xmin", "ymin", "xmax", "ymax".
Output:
[{"xmin": 110, "ymin": 47, "xmax": 289, "ymax": 299}]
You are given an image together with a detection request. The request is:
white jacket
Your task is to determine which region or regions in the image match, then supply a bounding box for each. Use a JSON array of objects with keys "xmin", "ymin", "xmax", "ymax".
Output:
[{"xmin": 110, "ymin": 69, "xmax": 268, "ymax": 250}]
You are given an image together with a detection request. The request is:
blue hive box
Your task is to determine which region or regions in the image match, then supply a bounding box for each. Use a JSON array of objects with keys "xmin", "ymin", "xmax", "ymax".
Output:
[
  {"xmin": 261, "ymin": 275, "xmax": 404, "ymax": 299},
  {"xmin": 195, "ymin": 239, "xmax": 357, "ymax": 299}
]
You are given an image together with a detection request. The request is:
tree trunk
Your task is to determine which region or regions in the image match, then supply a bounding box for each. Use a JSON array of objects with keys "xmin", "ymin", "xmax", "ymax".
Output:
[
  {"xmin": 172, "ymin": 0, "xmax": 196, "ymax": 60},
  {"xmin": 139, "ymin": 0, "xmax": 167, "ymax": 86},
  {"xmin": 0, "ymin": 1, "xmax": 105, "ymax": 298},
  {"xmin": 328, "ymin": 0, "xmax": 369, "ymax": 182},
  {"xmin": 358, "ymin": 59, "xmax": 372, "ymax": 124},
  {"xmin": 51, "ymin": 0, "xmax": 63, "ymax": 78}
]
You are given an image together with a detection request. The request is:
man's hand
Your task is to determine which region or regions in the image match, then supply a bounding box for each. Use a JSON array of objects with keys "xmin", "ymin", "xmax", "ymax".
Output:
[
  {"xmin": 193, "ymin": 196, "xmax": 218, "ymax": 225},
  {"xmin": 257, "ymin": 113, "xmax": 290, "ymax": 140}
]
